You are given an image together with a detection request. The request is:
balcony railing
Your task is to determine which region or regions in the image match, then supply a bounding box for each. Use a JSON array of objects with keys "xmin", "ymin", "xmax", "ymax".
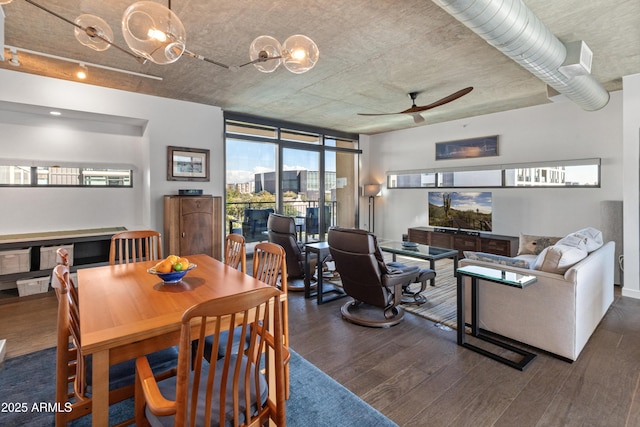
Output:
[{"xmin": 226, "ymin": 200, "xmax": 337, "ymax": 243}]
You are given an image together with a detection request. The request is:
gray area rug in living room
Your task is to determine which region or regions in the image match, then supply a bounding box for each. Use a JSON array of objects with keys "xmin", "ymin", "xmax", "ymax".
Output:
[
  {"xmin": 327, "ymin": 257, "xmax": 458, "ymax": 329},
  {"xmin": 400, "ymin": 258, "xmax": 458, "ymax": 329},
  {"xmin": 0, "ymin": 346, "xmax": 397, "ymax": 427}
]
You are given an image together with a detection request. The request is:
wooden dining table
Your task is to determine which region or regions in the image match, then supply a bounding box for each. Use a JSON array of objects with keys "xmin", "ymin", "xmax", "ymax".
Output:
[{"xmin": 77, "ymin": 253, "xmax": 282, "ymax": 426}]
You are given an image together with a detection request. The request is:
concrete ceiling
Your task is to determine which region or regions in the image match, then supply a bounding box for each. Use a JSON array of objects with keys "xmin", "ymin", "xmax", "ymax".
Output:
[{"xmin": 1, "ymin": 0, "xmax": 638, "ymax": 135}]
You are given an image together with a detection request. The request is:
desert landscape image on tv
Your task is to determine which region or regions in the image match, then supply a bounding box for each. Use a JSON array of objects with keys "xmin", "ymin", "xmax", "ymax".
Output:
[{"xmin": 428, "ymin": 191, "xmax": 492, "ymax": 232}]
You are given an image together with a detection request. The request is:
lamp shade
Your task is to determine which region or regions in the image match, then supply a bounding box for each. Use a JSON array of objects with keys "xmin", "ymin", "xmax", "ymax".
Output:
[
  {"xmin": 282, "ymin": 34, "xmax": 319, "ymax": 74},
  {"xmin": 363, "ymin": 184, "xmax": 381, "ymax": 197},
  {"xmin": 122, "ymin": 1, "xmax": 186, "ymax": 65},
  {"xmin": 74, "ymin": 14, "xmax": 113, "ymax": 52},
  {"xmin": 249, "ymin": 35, "xmax": 282, "ymax": 73}
]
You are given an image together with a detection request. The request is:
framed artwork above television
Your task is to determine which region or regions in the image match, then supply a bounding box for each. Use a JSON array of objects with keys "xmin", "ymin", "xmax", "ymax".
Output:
[
  {"xmin": 435, "ymin": 135, "xmax": 498, "ymax": 160},
  {"xmin": 428, "ymin": 191, "xmax": 492, "ymax": 232}
]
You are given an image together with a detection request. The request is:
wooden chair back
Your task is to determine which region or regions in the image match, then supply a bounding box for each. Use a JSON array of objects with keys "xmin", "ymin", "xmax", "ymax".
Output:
[
  {"xmin": 224, "ymin": 233, "xmax": 246, "ymax": 273},
  {"xmin": 53, "ymin": 264, "xmax": 135, "ymax": 426},
  {"xmin": 135, "ymin": 287, "xmax": 287, "ymax": 426},
  {"xmin": 252, "ymin": 242, "xmax": 290, "ymax": 397},
  {"xmin": 109, "ymin": 230, "xmax": 162, "ymax": 265}
]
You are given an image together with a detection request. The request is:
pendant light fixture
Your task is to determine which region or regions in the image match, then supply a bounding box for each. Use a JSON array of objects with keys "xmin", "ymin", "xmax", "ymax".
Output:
[
  {"xmin": 121, "ymin": 1, "xmax": 186, "ymax": 65},
  {"xmin": 245, "ymin": 34, "xmax": 319, "ymax": 74},
  {"xmin": 15, "ymin": 0, "xmax": 319, "ymax": 73},
  {"xmin": 74, "ymin": 14, "xmax": 113, "ymax": 52}
]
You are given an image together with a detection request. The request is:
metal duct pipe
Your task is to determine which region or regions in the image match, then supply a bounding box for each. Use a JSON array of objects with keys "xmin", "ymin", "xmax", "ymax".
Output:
[{"xmin": 432, "ymin": 0, "xmax": 609, "ymax": 111}]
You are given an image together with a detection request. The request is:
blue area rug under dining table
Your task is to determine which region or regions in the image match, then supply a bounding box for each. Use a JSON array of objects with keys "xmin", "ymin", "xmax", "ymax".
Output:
[{"xmin": 0, "ymin": 346, "xmax": 397, "ymax": 426}]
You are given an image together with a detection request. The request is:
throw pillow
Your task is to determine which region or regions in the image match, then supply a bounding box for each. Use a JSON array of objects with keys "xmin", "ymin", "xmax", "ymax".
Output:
[
  {"xmin": 564, "ymin": 227, "xmax": 604, "ymax": 252},
  {"xmin": 517, "ymin": 233, "xmax": 562, "ymax": 255},
  {"xmin": 532, "ymin": 244, "xmax": 588, "ymax": 274},
  {"xmin": 463, "ymin": 251, "xmax": 531, "ymax": 269},
  {"xmin": 555, "ymin": 233, "xmax": 589, "ymax": 251}
]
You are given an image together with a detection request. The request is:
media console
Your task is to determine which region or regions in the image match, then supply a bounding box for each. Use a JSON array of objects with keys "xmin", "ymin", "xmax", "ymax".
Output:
[{"xmin": 407, "ymin": 227, "xmax": 518, "ymax": 258}]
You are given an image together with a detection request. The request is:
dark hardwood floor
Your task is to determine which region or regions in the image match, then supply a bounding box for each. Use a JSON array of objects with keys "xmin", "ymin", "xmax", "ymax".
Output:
[
  {"xmin": 286, "ymin": 282, "xmax": 640, "ymax": 427},
  {"xmin": 2, "ymin": 275, "xmax": 639, "ymax": 426}
]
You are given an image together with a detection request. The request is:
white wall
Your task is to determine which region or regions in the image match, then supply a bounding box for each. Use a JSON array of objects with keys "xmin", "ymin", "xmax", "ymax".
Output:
[
  {"xmin": 365, "ymin": 91, "xmax": 624, "ymax": 253},
  {"xmin": 0, "ymin": 70, "xmax": 224, "ymax": 249},
  {"xmin": 622, "ymin": 73, "xmax": 640, "ymax": 298}
]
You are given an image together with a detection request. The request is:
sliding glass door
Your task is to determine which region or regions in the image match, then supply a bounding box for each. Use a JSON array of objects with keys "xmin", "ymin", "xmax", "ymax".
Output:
[{"xmin": 225, "ymin": 114, "xmax": 360, "ymax": 244}]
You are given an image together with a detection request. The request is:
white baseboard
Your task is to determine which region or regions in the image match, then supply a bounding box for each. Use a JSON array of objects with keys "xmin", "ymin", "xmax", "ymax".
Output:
[
  {"xmin": 622, "ymin": 287, "xmax": 640, "ymax": 300},
  {"xmin": 0, "ymin": 339, "xmax": 6, "ymax": 363}
]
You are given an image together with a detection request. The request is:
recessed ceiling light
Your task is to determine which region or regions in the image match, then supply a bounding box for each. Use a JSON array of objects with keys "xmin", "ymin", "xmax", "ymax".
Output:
[{"xmin": 49, "ymin": 111, "xmax": 62, "ymax": 116}]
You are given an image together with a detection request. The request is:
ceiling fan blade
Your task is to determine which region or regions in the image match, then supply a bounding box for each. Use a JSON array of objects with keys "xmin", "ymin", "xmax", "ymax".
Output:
[
  {"xmin": 357, "ymin": 112, "xmax": 405, "ymax": 117},
  {"xmin": 357, "ymin": 87, "xmax": 473, "ymax": 118},
  {"xmin": 404, "ymin": 86, "xmax": 473, "ymax": 114}
]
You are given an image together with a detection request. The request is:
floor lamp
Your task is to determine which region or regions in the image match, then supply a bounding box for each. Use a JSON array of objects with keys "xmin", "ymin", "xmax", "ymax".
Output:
[{"xmin": 363, "ymin": 184, "xmax": 381, "ymax": 233}]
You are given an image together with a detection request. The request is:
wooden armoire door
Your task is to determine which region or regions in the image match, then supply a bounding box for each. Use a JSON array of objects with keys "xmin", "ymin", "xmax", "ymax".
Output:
[
  {"xmin": 164, "ymin": 195, "xmax": 222, "ymax": 260},
  {"xmin": 180, "ymin": 197, "xmax": 213, "ymax": 256}
]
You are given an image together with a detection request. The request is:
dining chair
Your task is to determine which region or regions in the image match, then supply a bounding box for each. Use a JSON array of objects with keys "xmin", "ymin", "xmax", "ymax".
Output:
[
  {"xmin": 135, "ymin": 287, "xmax": 287, "ymax": 427},
  {"xmin": 52, "ymin": 264, "xmax": 178, "ymax": 426},
  {"xmin": 224, "ymin": 232, "xmax": 246, "ymax": 273},
  {"xmin": 201, "ymin": 242, "xmax": 291, "ymax": 398},
  {"xmin": 204, "ymin": 242, "xmax": 289, "ymax": 365},
  {"xmin": 196, "ymin": 233, "xmax": 247, "ymax": 362},
  {"xmin": 253, "ymin": 242, "xmax": 290, "ymax": 397},
  {"xmin": 109, "ymin": 229, "xmax": 163, "ymax": 265}
]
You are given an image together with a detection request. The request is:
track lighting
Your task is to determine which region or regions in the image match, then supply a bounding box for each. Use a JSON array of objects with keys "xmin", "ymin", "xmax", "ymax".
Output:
[
  {"xmin": 8, "ymin": 48, "xmax": 20, "ymax": 66},
  {"xmin": 76, "ymin": 64, "xmax": 88, "ymax": 79}
]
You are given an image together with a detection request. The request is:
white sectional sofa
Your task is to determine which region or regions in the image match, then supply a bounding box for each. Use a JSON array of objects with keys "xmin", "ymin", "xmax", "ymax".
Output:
[{"xmin": 459, "ymin": 240, "xmax": 615, "ymax": 361}]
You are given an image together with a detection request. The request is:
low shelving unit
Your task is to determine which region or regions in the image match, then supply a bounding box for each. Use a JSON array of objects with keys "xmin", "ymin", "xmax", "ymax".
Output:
[{"xmin": 0, "ymin": 227, "xmax": 125, "ymax": 302}]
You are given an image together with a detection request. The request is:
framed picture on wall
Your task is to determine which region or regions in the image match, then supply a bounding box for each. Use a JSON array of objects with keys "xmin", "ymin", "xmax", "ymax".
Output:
[
  {"xmin": 167, "ymin": 146, "xmax": 210, "ymax": 181},
  {"xmin": 435, "ymin": 135, "xmax": 499, "ymax": 160}
]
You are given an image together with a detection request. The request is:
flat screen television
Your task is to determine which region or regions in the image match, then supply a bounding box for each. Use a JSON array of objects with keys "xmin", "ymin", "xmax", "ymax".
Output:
[{"xmin": 428, "ymin": 191, "xmax": 492, "ymax": 232}]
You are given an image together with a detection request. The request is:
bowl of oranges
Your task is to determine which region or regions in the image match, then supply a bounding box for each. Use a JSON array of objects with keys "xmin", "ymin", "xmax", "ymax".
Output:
[{"xmin": 147, "ymin": 255, "xmax": 196, "ymax": 283}]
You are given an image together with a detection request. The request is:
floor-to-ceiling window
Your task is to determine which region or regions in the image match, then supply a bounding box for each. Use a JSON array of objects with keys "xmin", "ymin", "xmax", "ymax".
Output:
[{"xmin": 225, "ymin": 113, "xmax": 360, "ymax": 244}]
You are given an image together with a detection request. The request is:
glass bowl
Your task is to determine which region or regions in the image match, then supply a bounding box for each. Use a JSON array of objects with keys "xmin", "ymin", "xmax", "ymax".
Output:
[{"xmin": 147, "ymin": 263, "xmax": 196, "ymax": 283}]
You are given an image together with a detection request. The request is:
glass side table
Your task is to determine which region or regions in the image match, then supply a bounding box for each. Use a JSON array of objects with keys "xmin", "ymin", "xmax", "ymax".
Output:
[
  {"xmin": 456, "ymin": 265, "xmax": 538, "ymax": 371},
  {"xmin": 304, "ymin": 242, "xmax": 347, "ymax": 305}
]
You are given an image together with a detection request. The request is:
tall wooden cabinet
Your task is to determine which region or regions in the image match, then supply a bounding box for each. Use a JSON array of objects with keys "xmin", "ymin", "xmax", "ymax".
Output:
[{"xmin": 164, "ymin": 195, "xmax": 222, "ymax": 261}]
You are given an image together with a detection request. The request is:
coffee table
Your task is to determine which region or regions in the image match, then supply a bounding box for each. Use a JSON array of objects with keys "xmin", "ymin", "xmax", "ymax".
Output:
[
  {"xmin": 456, "ymin": 265, "xmax": 537, "ymax": 370},
  {"xmin": 377, "ymin": 240, "xmax": 458, "ymax": 286}
]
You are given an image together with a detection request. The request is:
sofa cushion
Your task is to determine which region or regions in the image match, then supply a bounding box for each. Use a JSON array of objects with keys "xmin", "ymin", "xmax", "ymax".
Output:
[
  {"xmin": 533, "ymin": 243, "xmax": 588, "ymax": 274},
  {"xmin": 463, "ymin": 251, "xmax": 531, "ymax": 269},
  {"xmin": 560, "ymin": 227, "xmax": 603, "ymax": 252},
  {"xmin": 517, "ymin": 233, "xmax": 561, "ymax": 255}
]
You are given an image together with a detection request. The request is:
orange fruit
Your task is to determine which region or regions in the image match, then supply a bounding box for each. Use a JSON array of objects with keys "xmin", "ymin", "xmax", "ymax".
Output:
[{"xmin": 166, "ymin": 255, "xmax": 179, "ymax": 265}]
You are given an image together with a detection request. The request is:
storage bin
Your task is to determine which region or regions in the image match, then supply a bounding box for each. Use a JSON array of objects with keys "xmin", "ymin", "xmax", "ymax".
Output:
[
  {"xmin": 40, "ymin": 244, "xmax": 74, "ymax": 270},
  {"xmin": 16, "ymin": 276, "xmax": 50, "ymax": 297},
  {"xmin": 0, "ymin": 248, "xmax": 31, "ymax": 275}
]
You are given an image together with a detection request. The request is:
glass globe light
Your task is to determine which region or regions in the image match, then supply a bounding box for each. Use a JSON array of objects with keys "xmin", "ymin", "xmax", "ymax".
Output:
[
  {"xmin": 282, "ymin": 35, "xmax": 319, "ymax": 74},
  {"xmin": 122, "ymin": 1, "xmax": 186, "ymax": 65},
  {"xmin": 74, "ymin": 14, "xmax": 114, "ymax": 52},
  {"xmin": 249, "ymin": 35, "xmax": 283, "ymax": 73}
]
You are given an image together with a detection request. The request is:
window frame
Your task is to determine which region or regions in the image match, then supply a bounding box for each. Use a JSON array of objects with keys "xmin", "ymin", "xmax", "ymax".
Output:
[
  {"xmin": 387, "ymin": 158, "xmax": 601, "ymax": 189},
  {"xmin": 0, "ymin": 165, "xmax": 134, "ymax": 188}
]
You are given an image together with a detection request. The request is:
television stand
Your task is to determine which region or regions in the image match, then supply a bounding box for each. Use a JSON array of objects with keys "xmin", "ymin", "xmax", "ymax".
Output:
[{"xmin": 407, "ymin": 227, "xmax": 518, "ymax": 258}]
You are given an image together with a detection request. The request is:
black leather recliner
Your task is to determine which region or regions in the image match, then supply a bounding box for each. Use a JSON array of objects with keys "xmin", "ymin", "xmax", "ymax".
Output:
[
  {"xmin": 267, "ymin": 213, "xmax": 316, "ymax": 290},
  {"xmin": 328, "ymin": 227, "xmax": 435, "ymax": 327}
]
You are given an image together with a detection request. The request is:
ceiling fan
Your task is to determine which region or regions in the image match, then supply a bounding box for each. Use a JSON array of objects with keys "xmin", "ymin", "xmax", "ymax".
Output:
[{"xmin": 358, "ymin": 86, "xmax": 473, "ymax": 124}]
